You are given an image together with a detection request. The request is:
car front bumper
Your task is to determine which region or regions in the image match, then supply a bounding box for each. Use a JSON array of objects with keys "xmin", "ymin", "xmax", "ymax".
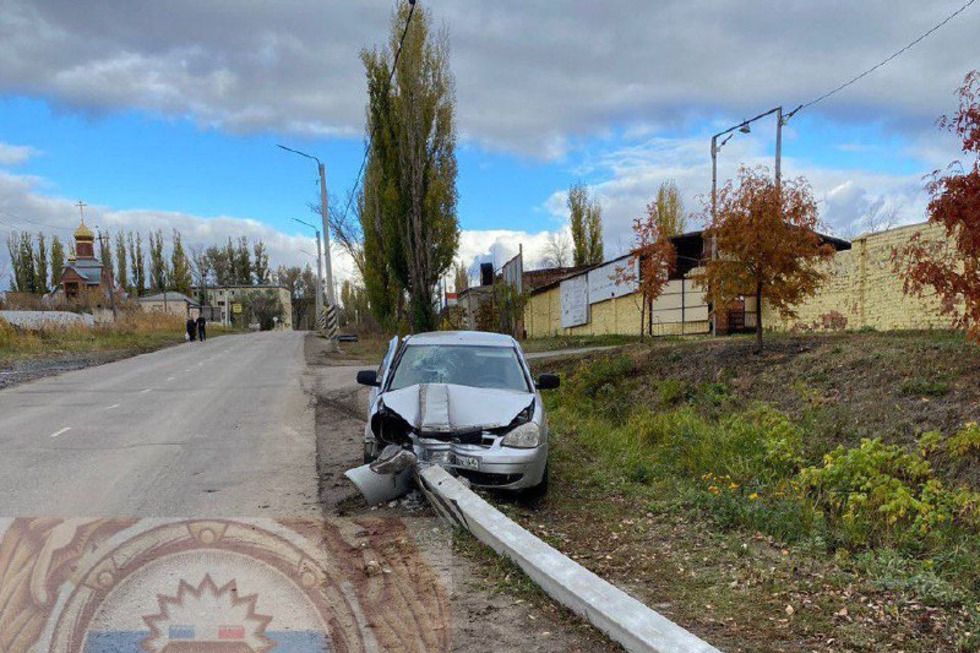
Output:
[{"xmin": 415, "ymin": 439, "xmax": 548, "ymax": 490}]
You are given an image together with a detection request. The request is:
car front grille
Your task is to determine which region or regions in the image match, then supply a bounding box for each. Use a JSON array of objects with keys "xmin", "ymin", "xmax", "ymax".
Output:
[{"xmin": 456, "ymin": 469, "xmax": 524, "ymax": 487}]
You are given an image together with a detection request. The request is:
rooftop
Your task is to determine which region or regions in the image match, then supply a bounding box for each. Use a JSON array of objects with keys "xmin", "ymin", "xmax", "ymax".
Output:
[{"xmin": 138, "ymin": 292, "xmax": 199, "ymax": 305}]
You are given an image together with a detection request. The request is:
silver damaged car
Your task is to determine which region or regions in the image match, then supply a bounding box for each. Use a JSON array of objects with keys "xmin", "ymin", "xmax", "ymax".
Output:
[{"xmin": 355, "ymin": 331, "xmax": 559, "ymax": 494}]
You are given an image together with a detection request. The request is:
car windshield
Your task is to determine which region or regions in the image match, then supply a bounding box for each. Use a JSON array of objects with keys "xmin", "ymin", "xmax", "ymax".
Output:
[{"xmin": 388, "ymin": 345, "xmax": 530, "ymax": 392}]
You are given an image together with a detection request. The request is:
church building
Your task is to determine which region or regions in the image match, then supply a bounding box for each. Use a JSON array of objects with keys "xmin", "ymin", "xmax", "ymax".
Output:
[{"xmin": 58, "ymin": 220, "xmax": 107, "ymax": 299}]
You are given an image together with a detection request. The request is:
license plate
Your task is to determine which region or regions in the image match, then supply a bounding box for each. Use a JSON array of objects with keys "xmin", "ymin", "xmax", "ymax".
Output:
[{"xmin": 449, "ymin": 454, "xmax": 480, "ymax": 470}]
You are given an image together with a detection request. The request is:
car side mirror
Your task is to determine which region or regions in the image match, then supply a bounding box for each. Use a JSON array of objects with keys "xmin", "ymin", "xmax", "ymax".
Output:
[
  {"xmin": 356, "ymin": 370, "xmax": 380, "ymax": 387},
  {"xmin": 536, "ymin": 373, "xmax": 560, "ymax": 390}
]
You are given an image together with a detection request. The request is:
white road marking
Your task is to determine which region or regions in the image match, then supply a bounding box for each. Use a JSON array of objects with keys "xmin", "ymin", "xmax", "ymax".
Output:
[
  {"xmin": 49, "ymin": 427, "xmax": 71, "ymax": 438},
  {"xmin": 140, "ymin": 388, "xmax": 152, "ymax": 394},
  {"xmin": 106, "ymin": 404, "xmax": 120, "ymax": 411},
  {"xmin": 166, "ymin": 376, "xmax": 174, "ymax": 382}
]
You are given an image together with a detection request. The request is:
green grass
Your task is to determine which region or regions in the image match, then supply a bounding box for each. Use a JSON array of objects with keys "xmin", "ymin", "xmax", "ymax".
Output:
[{"xmin": 511, "ymin": 335, "xmax": 980, "ymax": 652}]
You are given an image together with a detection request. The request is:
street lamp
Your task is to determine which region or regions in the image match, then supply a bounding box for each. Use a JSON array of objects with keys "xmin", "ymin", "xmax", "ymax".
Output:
[
  {"xmin": 708, "ymin": 105, "xmax": 789, "ymax": 336},
  {"xmin": 277, "ymin": 144, "xmax": 335, "ymax": 308},
  {"xmin": 292, "ymin": 218, "xmax": 324, "ymax": 327}
]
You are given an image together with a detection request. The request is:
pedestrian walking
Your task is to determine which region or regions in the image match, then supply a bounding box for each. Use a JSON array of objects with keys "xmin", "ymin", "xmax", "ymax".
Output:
[
  {"xmin": 196, "ymin": 314, "xmax": 207, "ymax": 342},
  {"xmin": 186, "ymin": 317, "xmax": 196, "ymax": 342}
]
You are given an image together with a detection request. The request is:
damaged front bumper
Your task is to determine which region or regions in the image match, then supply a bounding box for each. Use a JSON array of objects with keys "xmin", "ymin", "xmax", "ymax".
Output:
[{"xmin": 415, "ymin": 439, "xmax": 548, "ymax": 490}]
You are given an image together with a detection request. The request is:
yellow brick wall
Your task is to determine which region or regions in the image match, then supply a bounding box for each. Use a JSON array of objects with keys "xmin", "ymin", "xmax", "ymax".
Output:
[
  {"xmin": 526, "ymin": 222, "xmax": 955, "ymax": 339},
  {"xmin": 762, "ymin": 222, "xmax": 950, "ymax": 331}
]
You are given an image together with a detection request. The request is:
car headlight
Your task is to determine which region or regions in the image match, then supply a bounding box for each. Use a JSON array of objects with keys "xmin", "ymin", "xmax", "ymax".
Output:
[{"xmin": 501, "ymin": 422, "xmax": 541, "ymax": 449}]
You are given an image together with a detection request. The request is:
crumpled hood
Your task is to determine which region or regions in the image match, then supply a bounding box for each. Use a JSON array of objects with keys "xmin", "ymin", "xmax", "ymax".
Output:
[{"xmin": 380, "ymin": 383, "xmax": 534, "ymax": 433}]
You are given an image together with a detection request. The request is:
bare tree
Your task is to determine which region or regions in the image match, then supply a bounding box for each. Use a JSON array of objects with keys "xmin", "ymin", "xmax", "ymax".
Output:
[
  {"xmin": 860, "ymin": 202, "xmax": 899, "ymax": 234},
  {"xmin": 541, "ymin": 230, "xmax": 571, "ymax": 268}
]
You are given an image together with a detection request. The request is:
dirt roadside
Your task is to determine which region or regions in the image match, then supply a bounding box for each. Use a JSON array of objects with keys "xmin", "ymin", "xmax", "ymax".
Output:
[
  {"xmin": 0, "ymin": 348, "xmax": 159, "ymax": 390},
  {"xmin": 304, "ymin": 335, "xmax": 620, "ymax": 653}
]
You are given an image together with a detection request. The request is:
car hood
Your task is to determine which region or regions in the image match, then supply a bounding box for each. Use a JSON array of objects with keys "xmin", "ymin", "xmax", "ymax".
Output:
[{"xmin": 380, "ymin": 383, "xmax": 534, "ymax": 433}]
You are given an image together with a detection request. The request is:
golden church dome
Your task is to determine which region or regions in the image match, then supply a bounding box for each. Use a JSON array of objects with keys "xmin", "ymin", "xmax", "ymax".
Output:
[{"xmin": 74, "ymin": 220, "xmax": 94, "ymax": 240}]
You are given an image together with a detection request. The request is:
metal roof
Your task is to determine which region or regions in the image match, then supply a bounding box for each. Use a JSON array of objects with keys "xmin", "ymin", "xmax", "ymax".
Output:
[
  {"xmin": 138, "ymin": 292, "xmax": 199, "ymax": 305},
  {"xmin": 405, "ymin": 331, "xmax": 518, "ymax": 347}
]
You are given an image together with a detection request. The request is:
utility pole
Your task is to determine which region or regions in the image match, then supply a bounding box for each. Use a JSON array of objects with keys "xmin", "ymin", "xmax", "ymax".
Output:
[
  {"xmin": 313, "ymin": 230, "xmax": 324, "ymax": 322},
  {"xmin": 708, "ymin": 106, "xmax": 785, "ymax": 337},
  {"xmin": 293, "ymin": 218, "xmax": 324, "ymax": 332},
  {"xmin": 317, "ymin": 162, "xmax": 335, "ymax": 307}
]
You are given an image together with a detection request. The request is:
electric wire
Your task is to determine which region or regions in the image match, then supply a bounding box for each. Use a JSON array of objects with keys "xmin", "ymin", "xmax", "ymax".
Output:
[
  {"xmin": 337, "ymin": 0, "xmax": 417, "ymax": 227},
  {"xmin": 797, "ymin": 0, "xmax": 977, "ymax": 113}
]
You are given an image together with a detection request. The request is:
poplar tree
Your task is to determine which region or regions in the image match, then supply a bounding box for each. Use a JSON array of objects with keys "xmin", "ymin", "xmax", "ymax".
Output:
[
  {"xmin": 170, "ymin": 229, "xmax": 192, "ymax": 295},
  {"xmin": 115, "ymin": 232, "xmax": 128, "ymax": 293},
  {"xmin": 128, "ymin": 232, "xmax": 146, "ymax": 296},
  {"xmin": 50, "ymin": 235, "xmax": 65, "ymax": 291},
  {"xmin": 235, "ymin": 236, "xmax": 252, "ymax": 284},
  {"xmin": 148, "ymin": 230, "xmax": 168, "ymax": 293},
  {"xmin": 359, "ymin": 1, "xmax": 459, "ymax": 330},
  {"xmin": 253, "ymin": 240, "xmax": 269, "ymax": 284},
  {"xmin": 568, "ymin": 183, "xmax": 604, "ymax": 266},
  {"xmin": 35, "ymin": 232, "xmax": 49, "ymax": 294}
]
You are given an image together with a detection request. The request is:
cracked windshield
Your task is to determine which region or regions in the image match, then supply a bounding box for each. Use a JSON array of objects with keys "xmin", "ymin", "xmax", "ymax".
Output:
[{"xmin": 1, "ymin": 1, "xmax": 980, "ymax": 652}]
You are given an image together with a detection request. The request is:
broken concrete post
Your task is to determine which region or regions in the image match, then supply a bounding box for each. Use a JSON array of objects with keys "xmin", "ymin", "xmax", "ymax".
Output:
[{"xmin": 416, "ymin": 464, "xmax": 723, "ymax": 653}]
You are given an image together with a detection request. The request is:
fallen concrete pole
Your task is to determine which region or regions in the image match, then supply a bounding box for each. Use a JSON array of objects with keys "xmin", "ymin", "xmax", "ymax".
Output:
[{"xmin": 417, "ymin": 465, "xmax": 723, "ymax": 653}]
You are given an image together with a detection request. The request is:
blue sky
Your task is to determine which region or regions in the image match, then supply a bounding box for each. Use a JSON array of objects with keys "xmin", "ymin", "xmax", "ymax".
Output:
[{"xmin": 0, "ymin": 0, "xmax": 976, "ymax": 284}]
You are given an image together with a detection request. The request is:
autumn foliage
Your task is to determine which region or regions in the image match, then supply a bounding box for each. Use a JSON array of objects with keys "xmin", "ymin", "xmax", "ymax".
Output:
[
  {"xmin": 616, "ymin": 204, "xmax": 677, "ymax": 337},
  {"xmin": 893, "ymin": 71, "xmax": 980, "ymax": 341},
  {"xmin": 696, "ymin": 166, "xmax": 834, "ymax": 348}
]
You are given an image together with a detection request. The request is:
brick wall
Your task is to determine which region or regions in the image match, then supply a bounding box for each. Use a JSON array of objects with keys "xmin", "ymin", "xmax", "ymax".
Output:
[
  {"xmin": 761, "ymin": 222, "xmax": 951, "ymax": 331},
  {"xmin": 525, "ymin": 222, "xmax": 955, "ymax": 339}
]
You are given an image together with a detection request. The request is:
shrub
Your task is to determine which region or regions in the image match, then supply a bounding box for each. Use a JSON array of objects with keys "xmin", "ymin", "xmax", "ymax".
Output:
[{"xmin": 799, "ymin": 438, "xmax": 979, "ymax": 550}]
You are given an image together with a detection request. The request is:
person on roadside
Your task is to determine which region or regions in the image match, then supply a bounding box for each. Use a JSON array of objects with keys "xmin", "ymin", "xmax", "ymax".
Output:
[
  {"xmin": 196, "ymin": 314, "xmax": 207, "ymax": 342},
  {"xmin": 186, "ymin": 317, "xmax": 196, "ymax": 342}
]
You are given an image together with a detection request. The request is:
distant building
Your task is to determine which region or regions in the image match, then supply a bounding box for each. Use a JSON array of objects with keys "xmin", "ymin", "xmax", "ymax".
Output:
[
  {"xmin": 192, "ymin": 284, "xmax": 293, "ymax": 329},
  {"xmin": 136, "ymin": 292, "xmax": 201, "ymax": 319},
  {"xmin": 57, "ymin": 220, "xmax": 108, "ymax": 298}
]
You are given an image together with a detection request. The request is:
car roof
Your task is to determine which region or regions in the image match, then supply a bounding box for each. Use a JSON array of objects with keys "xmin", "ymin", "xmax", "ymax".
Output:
[{"xmin": 404, "ymin": 330, "xmax": 518, "ymax": 348}]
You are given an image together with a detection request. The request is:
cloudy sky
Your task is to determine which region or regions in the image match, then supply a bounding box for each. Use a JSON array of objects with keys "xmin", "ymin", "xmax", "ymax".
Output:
[{"xmin": 0, "ymin": 0, "xmax": 977, "ymax": 290}]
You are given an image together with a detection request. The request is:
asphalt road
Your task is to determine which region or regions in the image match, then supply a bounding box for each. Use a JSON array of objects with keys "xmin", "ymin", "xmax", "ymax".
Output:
[{"xmin": 0, "ymin": 331, "xmax": 321, "ymax": 517}]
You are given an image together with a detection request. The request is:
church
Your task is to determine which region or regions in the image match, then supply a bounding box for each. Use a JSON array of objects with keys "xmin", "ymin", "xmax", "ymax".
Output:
[{"xmin": 57, "ymin": 220, "xmax": 109, "ymax": 299}]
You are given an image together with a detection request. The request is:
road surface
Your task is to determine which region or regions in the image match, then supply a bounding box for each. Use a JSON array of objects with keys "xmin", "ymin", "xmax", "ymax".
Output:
[{"xmin": 0, "ymin": 331, "xmax": 321, "ymax": 516}]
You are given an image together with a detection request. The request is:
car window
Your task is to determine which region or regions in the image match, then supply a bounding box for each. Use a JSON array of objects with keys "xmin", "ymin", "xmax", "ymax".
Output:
[{"xmin": 387, "ymin": 345, "xmax": 530, "ymax": 392}]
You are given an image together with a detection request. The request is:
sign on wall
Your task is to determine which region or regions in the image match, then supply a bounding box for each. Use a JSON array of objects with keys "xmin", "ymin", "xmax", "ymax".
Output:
[
  {"xmin": 560, "ymin": 275, "xmax": 589, "ymax": 328},
  {"xmin": 587, "ymin": 258, "xmax": 637, "ymax": 305}
]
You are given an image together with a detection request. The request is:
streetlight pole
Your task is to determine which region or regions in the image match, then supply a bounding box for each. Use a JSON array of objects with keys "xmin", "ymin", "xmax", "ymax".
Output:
[
  {"xmin": 293, "ymin": 218, "xmax": 324, "ymax": 331},
  {"xmin": 708, "ymin": 106, "xmax": 785, "ymax": 336},
  {"xmin": 277, "ymin": 145, "xmax": 335, "ymax": 308}
]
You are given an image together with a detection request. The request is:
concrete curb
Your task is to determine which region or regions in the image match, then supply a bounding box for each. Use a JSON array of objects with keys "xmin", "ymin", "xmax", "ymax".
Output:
[{"xmin": 416, "ymin": 465, "xmax": 724, "ymax": 653}]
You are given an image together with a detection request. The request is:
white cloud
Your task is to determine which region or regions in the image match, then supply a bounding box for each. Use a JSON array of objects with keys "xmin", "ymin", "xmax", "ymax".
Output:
[
  {"xmin": 0, "ymin": 142, "xmax": 37, "ymax": 166},
  {"xmin": 1, "ymin": 1, "xmax": 977, "ymax": 158},
  {"xmin": 0, "ymin": 168, "xmax": 549, "ymax": 298},
  {"xmin": 541, "ymin": 131, "xmax": 936, "ymax": 249}
]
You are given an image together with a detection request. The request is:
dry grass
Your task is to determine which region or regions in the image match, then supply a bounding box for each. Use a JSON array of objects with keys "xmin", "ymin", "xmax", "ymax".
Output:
[{"xmin": 0, "ymin": 310, "xmax": 231, "ymax": 363}]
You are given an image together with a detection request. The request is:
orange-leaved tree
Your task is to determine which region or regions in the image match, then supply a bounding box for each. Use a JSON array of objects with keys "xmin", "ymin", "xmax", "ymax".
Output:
[
  {"xmin": 695, "ymin": 166, "xmax": 834, "ymax": 349},
  {"xmin": 615, "ymin": 202, "xmax": 677, "ymax": 339},
  {"xmin": 893, "ymin": 70, "xmax": 980, "ymax": 340}
]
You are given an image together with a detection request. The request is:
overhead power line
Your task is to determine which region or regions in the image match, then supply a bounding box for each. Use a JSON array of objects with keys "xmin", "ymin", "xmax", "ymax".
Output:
[
  {"xmin": 337, "ymin": 0, "xmax": 418, "ymax": 226},
  {"xmin": 0, "ymin": 207, "xmax": 75, "ymax": 233},
  {"xmin": 798, "ymin": 0, "xmax": 977, "ymax": 113}
]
